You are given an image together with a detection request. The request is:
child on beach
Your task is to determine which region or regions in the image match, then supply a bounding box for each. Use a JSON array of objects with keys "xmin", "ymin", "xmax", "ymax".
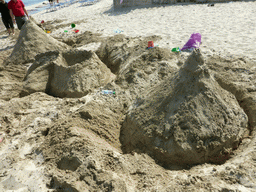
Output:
[
  {"xmin": 0, "ymin": 0, "xmax": 14, "ymax": 35},
  {"xmin": 8, "ymin": 0, "xmax": 29, "ymax": 30}
]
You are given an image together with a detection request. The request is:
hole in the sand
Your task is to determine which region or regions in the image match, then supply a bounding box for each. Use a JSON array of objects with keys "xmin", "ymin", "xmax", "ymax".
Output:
[
  {"xmin": 79, "ymin": 111, "xmax": 93, "ymax": 120},
  {"xmin": 62, "ymin": 50, "xmax": 94, "ymax": 66},
  {"xmin": 79, "ymin": 175, "xmax": 85, "ymax": 181},
  {"xmin": 57, "ymin": 156, "xmax": 81, "ymax": 171},
  {"xmin": 237, "ymin": 99, "xmax": 253, "ymax": 136},
  {"xmin": 48, "ymin": 176, "xmax": 79, "ymax": 192},
  {"xmin": 42, "ymin": 128, "xmax": 50, "ymax": 136}
]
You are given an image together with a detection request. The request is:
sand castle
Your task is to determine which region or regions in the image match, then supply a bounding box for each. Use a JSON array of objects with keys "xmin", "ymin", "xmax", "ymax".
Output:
[
  {"xmin": 121, "ymin": 49, "xmax": 248, "ymax": 166},
  {"xmin": 5, "ymin": 20, "xmax": 69, "ymax": 65},
  {"xmin": 0, "ymin": 1, "xmax": 256, "ymax": 191}
]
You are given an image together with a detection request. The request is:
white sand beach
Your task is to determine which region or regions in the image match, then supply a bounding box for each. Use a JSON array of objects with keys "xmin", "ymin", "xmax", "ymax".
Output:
[
  {"xmin": 0, "ymin": 0, "xmax": 255, "ymax": 60},
  {"xmin": 1, "ymin": 1, "xmax": 256, "ymax": 191},
  {"xmin": 1, "ymin": 0, "xmax": 256, "ymax": 60},
  {"xmin": 29, "ymin": 0, "xmax": 256, "ymax": 59}
]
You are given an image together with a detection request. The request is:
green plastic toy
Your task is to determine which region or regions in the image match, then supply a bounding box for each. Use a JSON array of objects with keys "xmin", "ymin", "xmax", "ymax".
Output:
[{"xmin": 171, "ymin": 47, "xmax": 180, "ymax": 52}]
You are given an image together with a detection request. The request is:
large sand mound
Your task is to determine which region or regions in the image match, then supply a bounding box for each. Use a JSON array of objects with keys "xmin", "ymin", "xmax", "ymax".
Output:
[
  {"xmin": 6, "ymin": 20, "xmax": 69, "ymax": 65},
  {"xmin": 121, "ymin": 49, "xmax": 249, "ymax": 166},
  {"xmin": 21, "ymin": 49, "xmax": 115, "ymax": 98}
]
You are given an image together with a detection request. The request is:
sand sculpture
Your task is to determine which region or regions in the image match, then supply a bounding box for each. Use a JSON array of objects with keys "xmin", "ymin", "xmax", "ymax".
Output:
[
  {"xmin": 0, "ymin": 12, "xmax": 256, "ymax": 190},
  {"xmin": 22, "ymin": 49, "xmax": 115, "ymax": 98},
  {"xmin": 121, "ymin": 49, "xmax": 249, "ymax": 166},
  {"xmin": 5, "ymin": 20, "xmax": 69, "ymax": 65}
]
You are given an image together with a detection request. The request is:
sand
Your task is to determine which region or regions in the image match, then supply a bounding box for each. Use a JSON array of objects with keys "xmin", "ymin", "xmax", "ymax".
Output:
[
  {"xmin": 1, "ymin": 0, "xmax": 256, "ymax": 60},
  {"xmin": 1, "ymin": 0, "xmax": 256, "ymax": 191},
  {"xmin": 29, "ymin": 0, "xmax": 256, "ymax": 59},
  {"xmin": 1, "ymin": 0, "xmax": 256, "ymax": 59}
]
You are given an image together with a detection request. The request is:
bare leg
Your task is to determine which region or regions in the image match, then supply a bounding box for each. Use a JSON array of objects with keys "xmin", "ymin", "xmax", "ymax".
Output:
[
  {"xmin": 11, "ymin": 28, "xmax": 15, "ymax": 35},
  {"xmin": 7, "ymin": 28, "xmax": 11, "ymax": 35}
]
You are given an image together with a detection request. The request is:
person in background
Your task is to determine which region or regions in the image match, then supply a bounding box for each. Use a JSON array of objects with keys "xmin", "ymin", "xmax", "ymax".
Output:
[
  {"xmin": 48, "ymin": 0, "xmax": 53, "ymax": 6},
  {"xmin": 8, "ymin": 0, "xmax": 29, "ymax": 30},
  {"xmin": 0, "ymin": 0, "xmax": 14, "ymax": 35}
]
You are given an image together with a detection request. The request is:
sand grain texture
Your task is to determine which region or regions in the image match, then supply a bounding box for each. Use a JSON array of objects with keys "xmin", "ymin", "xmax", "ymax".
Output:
[{"xmin": 0, "ymin": 0, "xmax": 256, "ymax": 191}]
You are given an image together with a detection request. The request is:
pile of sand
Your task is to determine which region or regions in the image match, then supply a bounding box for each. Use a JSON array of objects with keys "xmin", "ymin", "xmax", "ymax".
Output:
[
  {"xmin": 22, "ymin": 49, "xmax": 115, "ymax": 98},
  {"xmin": 121, "ymin": 49, "xmax": 249, "ymax": 166},
  {"xmin": 0, "ymin": 16, "xmax": 256, "ymax": 191},
  {"xmin": 5, "ymin": 20, "xmax": 69, "ymax": 65}
]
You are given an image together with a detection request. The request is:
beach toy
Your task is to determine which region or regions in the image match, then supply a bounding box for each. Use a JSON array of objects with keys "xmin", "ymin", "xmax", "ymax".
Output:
[
  {"xmin": 64, "ymin": 30, "xmax": 68, "ymax": 32},
  {"xmin": 41, "ymin": 20, "xmax": 45, "ymax": 24},
  {"xmin": 75, "ymin": 30, "xmax": 79, "ymax": 33},
  {"xmin": 181, "ymin": 33, "xmax": 201, "ymax": 51},
  {"xmin": 71, "ymin": 23, "xmax": 76, "ymax": 28},
  {"xmin": 44, "ymin": 30, "xmax": 46, "ymax": 33},
  {"xmin": 148, "ymin": 41, "xmax": 154, "ymax": 48},
  {"xmin": 171, "ymin": 47, "xmax": 180, "ymax": 52},
  {"xmin": 102, "ymin": 90, "xmax": 115, "ymax": 95},
  {"xmin": 47, "ymin": 31, "xmax": 51, "ymax": 33},
  {"xmin": 114, "ymin": 29, "xmax": 123, "ymax": 33}
]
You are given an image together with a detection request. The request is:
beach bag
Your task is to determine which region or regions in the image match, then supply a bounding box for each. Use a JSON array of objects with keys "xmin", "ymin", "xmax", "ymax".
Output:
[{"xmin": 181, "ymin": 33, "xmax": 201, "ymax": 51}]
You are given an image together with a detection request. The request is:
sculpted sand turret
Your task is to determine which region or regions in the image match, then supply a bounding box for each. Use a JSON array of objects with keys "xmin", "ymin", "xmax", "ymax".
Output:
[
  {"xmin": 121, "ymin": 49, "xmax": 249, "ymax": 166},
  {"xmin": 5, "ymin": 20, "xmax": 69, "ymax": 65}
]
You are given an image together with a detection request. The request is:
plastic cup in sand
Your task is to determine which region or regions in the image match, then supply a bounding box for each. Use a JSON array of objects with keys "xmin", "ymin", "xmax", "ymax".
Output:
[
  {"xmin": 102, "ymin": 90, "xmax": 115, "ymax": 95},
  {"xmin": 171, "ymin": 47, "xmax": 180, "ymax": 52},
  {"xmin": 148, "ymin": 41, "xmax": 154, "ymax": 48},
  {"xmin": 71, "ymin": 23, "xmax": 76, "ymax": 28}
]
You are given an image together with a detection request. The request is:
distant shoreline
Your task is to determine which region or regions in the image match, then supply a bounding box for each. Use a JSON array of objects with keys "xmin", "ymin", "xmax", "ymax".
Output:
[
  {"xmin": 0, "ymin": 1, "xmax": 48, "ymax": 32},
  {"xmin": 26, "ymin": 1, "xmax": 53, "ymax": 15}
]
